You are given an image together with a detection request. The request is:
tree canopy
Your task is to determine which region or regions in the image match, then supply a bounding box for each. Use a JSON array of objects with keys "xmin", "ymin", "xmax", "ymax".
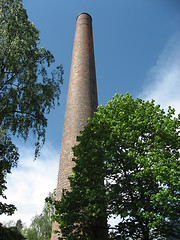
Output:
[
  {"xmin": 23, "ymin": 191, "xmax": 55, "ymax": 240},
  {"xmin": 0, "ymin": 220, "xmax": 25, "ymax": 240},
  {"xmin": 52, "ymin": 94, "xmax": 180, "ymax": 240},
  {"xmin": 0, "ymin": 0, "xmax": 63, "ymax": 216}
]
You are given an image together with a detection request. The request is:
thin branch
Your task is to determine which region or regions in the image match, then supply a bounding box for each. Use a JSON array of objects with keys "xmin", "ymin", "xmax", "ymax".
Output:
[{"xmin": 0, "ymin": 73, "xmax": 17, "ymax": 91}]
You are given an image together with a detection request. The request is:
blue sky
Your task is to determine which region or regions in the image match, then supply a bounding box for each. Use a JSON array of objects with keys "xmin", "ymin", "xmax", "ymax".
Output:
[{"xmin": 1, "ymin": 0, "xmax": 180, "ymax": 226}]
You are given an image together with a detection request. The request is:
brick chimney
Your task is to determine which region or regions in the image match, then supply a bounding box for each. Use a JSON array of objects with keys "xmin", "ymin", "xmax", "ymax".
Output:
[{"xmin": 51, "ymin": 13, "xmax": 98, "ymax": 240}]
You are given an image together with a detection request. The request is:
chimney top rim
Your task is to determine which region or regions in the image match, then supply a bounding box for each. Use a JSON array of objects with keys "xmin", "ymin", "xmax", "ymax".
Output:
[{"xmin": 76, "ymin": 13, "xmax": 92, "ymax": 21}]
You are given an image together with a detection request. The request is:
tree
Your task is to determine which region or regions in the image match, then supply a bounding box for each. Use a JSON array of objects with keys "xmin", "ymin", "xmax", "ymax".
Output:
[
  {"xmin": 52, "ymin": 94, "xmax": 180, "ymax": 240},
  {"xmin": 0, "ymin": 220, "xmax": 25, "ymax": 240},
  {"xmin": 23, "ymin": 191, "xmax": 55, "ymax": 240},
  {"xmin": 16, "ymin": 219, "xmax": 23, "ymax": 232},
  {"xmin": 0, "ymin": 0, "xmax": 63, "ymax": 215},
  {"xmin": 0, "ymin": 130, "xmax": 18, "ymax": 215}
]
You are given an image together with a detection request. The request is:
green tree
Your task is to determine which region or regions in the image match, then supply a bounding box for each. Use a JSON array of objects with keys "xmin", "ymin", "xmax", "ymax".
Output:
[
  {"xmin": 16, "ymin": 219, "xmax": 23, "ymax": 232},
  {"xmin": 53, "ymin": 94, "xmax": 180, "ymax": 240},
  {"xmin": 0, "ymin": 0, "xmax": 63, "ymax": 215},
  {"xmin": 23, "ymin": 191, "xmax": 55, "ymax": 240},
  {"xmin": 0, "ymin": 131, "xmax": 19, "ymax": 215},
  {"xmin": 0, "ymin": 220, "xmax": 25, "ymax": 240}
]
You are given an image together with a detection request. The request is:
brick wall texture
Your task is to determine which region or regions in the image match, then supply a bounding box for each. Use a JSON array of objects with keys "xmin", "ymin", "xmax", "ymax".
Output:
[{"xmin": 51, "ymin": 13, "xmax": 98, "ymax": 240}]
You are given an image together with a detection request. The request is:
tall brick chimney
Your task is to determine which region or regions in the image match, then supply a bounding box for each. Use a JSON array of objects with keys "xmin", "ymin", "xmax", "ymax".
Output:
[{"xmin": 51, "ymin": 13, "xmax": 98, "ymax": 240}]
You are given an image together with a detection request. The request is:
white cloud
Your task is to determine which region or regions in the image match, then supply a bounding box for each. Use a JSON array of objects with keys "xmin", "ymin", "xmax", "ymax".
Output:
[
  {"xmin": 139, "ymin": 32, "xmax": 180, "ymax": 115},
  {"xmin": 0, "ymin": 143, "xmax": 59, "ymax": 226}
]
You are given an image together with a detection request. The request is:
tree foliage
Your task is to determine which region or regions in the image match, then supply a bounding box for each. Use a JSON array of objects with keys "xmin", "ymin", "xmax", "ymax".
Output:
[
  {"xmin": 23, "ymin": 191, "xmax": 55, "ymax": 240},
  {"xmin": 16, "ymin": 219, "xmax": 23, "ymax": 232},
  {"xmin": 0, "ymin": 220, "xmax": 25, "ymax": 240},
  {"xmin": 0, "ymin": 130, "xmax": 18, "ymax": 215},
  {"xmin": 0, "ymin": 0, "xmax": 63, "ymax": 215},
  {"xmin": 0, "ymin": 0, "xmax": 63, "ymax": 155},
  {"xmin": 52, "ymin": 94, "xmax": 180, "ymax": 240}
]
